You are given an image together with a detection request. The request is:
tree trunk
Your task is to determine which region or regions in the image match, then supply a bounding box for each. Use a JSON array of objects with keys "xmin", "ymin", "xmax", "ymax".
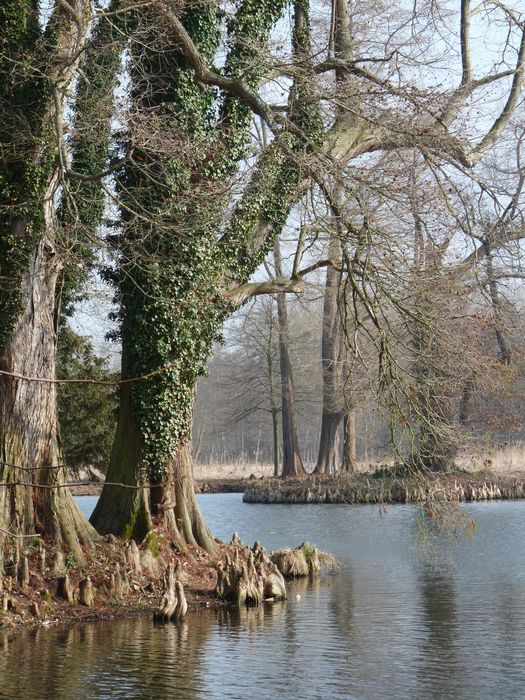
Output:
[
  {"xmin": 276, "ymin": 291, "xmax": 306, "ymax": 477},
  {"xmin": 314, "ymin": 239, "xmax": 343, "ymax": 475},
  {"xmin": 315, "ymin": 411, "xmax": 342, "ymax": 475},
  {"xmin": 271, "ymin": 407, "xmax": 280, "ymax": 477},
  {"xmin": 266, "ymin": 306, "xmax": 281, "ymax": 477},
  {"xmin": 342, "ymin": 408, "xmax": 357, "ymax": 472},
  {"xmin": 0, "ymin": 194, "xmax": 96, "ymax": 563},
  {"xmin": 485, "ymin": 241, "xmax": 512, "ymax": 364},
  {"xmin": 91, "ymin": 373, "xmax": 216, "ymax": 554},
  {"xmin": 412, "ymin": 299, "xmax": 456, "ymax": 473},
  {"xmin": 315, "ymin": 1, "xmax": 357, "ymax": 477},
  {"xmin": 0, "ymin": 0, "xmax": 98, "ymax": 562},
  {"xmin": 459, "ymin": 375, "xmax": 475, "ymax": 427},
  {"xmin": 274, "ymin": 241, "xmax": 305, "ymax": 478}
]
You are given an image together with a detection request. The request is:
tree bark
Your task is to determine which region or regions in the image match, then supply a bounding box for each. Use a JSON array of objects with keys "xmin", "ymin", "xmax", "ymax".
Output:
[
  {"xmin": 274, "ymin": 241, "xmax": 305, "ymax": 478},
  {"xmin": 0, "ymin": 0, "xmax": 97, "ymax": 560},
  {"xmin": 342, "ymin": 408, "xmax": 357, "ymax": 472},
  {"xmin": 91, "ymin": 371, "xmax": 216, "ymax": 553},
  {"xmin": 314, "ymin": 238, "xmax": 344, "ymax": 475},
  {"xmin": 0, "ymin": 187, "xmax": 96, "ymax": 563}
]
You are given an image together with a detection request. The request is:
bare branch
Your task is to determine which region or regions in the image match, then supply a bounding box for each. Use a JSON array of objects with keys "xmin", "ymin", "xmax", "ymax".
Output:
[
  {"xmin": 225, "ymin": 278, "xmax": 305, "ymax": 307},
  {"xmin": 472, "ymin": 25, "xmax": 525, "ymax": 162}
]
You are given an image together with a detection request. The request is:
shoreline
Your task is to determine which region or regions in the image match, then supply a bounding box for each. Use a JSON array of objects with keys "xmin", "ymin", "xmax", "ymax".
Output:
[
  {"xmin": 8, "ymin": 471, "xmax": 521, "ymax": 632},
  {"xmin": 70, "ymin": 471, "xmax": 525, "ymax": 503},
  {"xmin": 242, "ymin": 471, "xmax": 525, "ymax": 504},
  {"xmin": 0, "ymin": 533, "xmax": 226, "ymax": 632}
]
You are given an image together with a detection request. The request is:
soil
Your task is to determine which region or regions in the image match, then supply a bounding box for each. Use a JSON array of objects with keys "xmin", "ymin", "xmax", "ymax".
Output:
[{"xmin": 0, "ymin": 529, "xmax": 235, "ymax": 632}]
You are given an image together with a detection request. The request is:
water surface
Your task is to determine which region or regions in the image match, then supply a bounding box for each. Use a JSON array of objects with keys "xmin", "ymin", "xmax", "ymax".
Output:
[{"xmin": 2, "ymin": 495, "xmax": 525, "ymax": 699}]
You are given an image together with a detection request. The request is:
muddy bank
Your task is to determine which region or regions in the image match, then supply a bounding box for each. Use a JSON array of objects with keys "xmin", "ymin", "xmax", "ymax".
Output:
[
  {"xmin": 0, "ymin": 531, "xmax": 225, "ymax": 631},
  {"xmin": 67, "ymin": 478, "xmax": 255, "ymax": 497},
  {"xmin": 195, "ymin": 478, "xmax": 260, "ymax": 494},
  {"xmin": 243, "ymin": 472, "xmax": 525, "ymax": 504}
]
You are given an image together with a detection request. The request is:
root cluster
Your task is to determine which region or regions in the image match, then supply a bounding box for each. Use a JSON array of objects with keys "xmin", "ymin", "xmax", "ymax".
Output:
[
  {"xmin": 215, "ymin": 534, "xmax": 286, "ymax": 605},
  {"xmin": 155, "ymin": 560, "xmax": 188, "ymax": 621}
]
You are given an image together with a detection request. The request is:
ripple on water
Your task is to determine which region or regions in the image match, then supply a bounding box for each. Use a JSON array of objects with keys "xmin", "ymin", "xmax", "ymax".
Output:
[{"xmin": 2, "ymin": 495, "xmax": 525, "ymax": 699}]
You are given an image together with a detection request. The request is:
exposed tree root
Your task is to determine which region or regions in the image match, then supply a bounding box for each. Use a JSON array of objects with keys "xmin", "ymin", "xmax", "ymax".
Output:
[
  {"xmin": 155, "ymin": 560, "xmax": 188, "ymax": 621},
  {"xmin": 216, "ymin": 534, "xmax": 286, "ymax": 605}
]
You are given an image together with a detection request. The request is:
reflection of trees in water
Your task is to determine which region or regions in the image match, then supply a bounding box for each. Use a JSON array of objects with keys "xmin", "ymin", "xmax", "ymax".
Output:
[
  {"xmin": 328, "ymin": 566, "xmax": 355, "ymax": 643},
  {"xmin": 0, "ymin": 574, "xmax": 369, "ymax": 700},
  {"xmin": 496, "ymin": 586, "xmax": 524, "ymax": 660},
  {"xmin": 0, "ymin": 613, "xmax": 214, "ymax": 699},
  {"xmin": 416, "ymin": 567, "xmax": 459, "ymax": 699},
  {"xmin": 0, "ymin": 599, "xmax": 300, "ymax": 699},
  {"xmin": 216, "ymin": 597, "xmax": 287, "ymax": 636}
]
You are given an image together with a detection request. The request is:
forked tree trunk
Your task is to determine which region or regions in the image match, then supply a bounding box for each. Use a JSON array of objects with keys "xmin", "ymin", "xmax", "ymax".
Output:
[
  {"xmin": 0, "ymin": 196, "xmax": 96, "ymax": 563},
  {"xmin": 314, "ymin": 1, "xmax": 357, "ymax": 477},
  {"xmin": 91, "ymin": 377, "xmax": 216, "ymax": 554}
]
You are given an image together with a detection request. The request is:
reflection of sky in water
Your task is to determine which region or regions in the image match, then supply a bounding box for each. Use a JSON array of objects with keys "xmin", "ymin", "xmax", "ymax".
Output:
[{"xmin": 4, "ymin": 496, "xmax": 525, "ymax": 699}]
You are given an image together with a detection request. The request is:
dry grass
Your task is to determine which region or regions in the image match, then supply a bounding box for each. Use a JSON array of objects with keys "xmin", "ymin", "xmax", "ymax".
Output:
[
  {"xmin": 271, "ymin": 548, "xmax": 310, "ymax": 577},
  {"xmin": 270, "ymin": 542, "xmax": 339, "ymax": 578},
  {"xmin": 194, "ymin": 444, "xmax": 525, "ymax": 481},
  {"xmin": 456, "ymin": 443, "xmax": 525, "ymax": 474},
  {"xmin": 193, "ymin": 461, "xmax": 275, "ymax": 480}
]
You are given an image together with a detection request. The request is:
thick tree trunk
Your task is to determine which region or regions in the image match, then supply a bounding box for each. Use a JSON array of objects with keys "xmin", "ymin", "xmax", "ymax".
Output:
[
  {"xmin": 0, "ymin": 205, "xmax": 96, "ymax": 562},
  {"xmin": 0, "ymin": 0, "xmax": 97, "ymax": 563},
  {"xmin": 91, "ymin": 377, "xmax": 216, "ymax": 554},
  {"xmin": 88, "ymin": 380, "xmax": 150, "ymax": 540},
  {"xmin": 315, "ymin": 411, "xmax": 342, "ymax": 475}
]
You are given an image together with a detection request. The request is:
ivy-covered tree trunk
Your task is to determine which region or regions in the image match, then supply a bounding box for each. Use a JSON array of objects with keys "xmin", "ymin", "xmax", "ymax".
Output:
[
  {"xmin": 90, "ymin": 364, "xmax": 215, "ymax": 553},
  {"xmin": 92, "ymin": 1, "xmax": 290, "ymax": 551},
  {"xmin": 0, "ymin": 0, "xmax": 97, "ymax": 561}
]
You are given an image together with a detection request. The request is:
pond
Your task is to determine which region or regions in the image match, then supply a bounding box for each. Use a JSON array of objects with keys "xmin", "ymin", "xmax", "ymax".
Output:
[{"xmin": 1, "ymin": 494, "xmax": 525, "ymax": 699}]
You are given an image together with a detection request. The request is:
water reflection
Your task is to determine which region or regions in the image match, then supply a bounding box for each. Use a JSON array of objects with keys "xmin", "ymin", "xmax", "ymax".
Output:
[
  {"xmin": 0, "ymin": 613, "xmax": 215, "ymax": 699},
  {"xmin": 417, "ymin": 569, "xmax": 459, "ymax": 698},
  {"xmin": 2, "ymin": 497, "xmax": 525, "ymax": 699}
]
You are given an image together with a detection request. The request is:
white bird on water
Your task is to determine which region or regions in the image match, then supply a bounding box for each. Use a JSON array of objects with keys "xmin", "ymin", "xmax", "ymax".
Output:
[{"xmin": 295, "ymin": 594, "xmax": 301, "ymax": 601}]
